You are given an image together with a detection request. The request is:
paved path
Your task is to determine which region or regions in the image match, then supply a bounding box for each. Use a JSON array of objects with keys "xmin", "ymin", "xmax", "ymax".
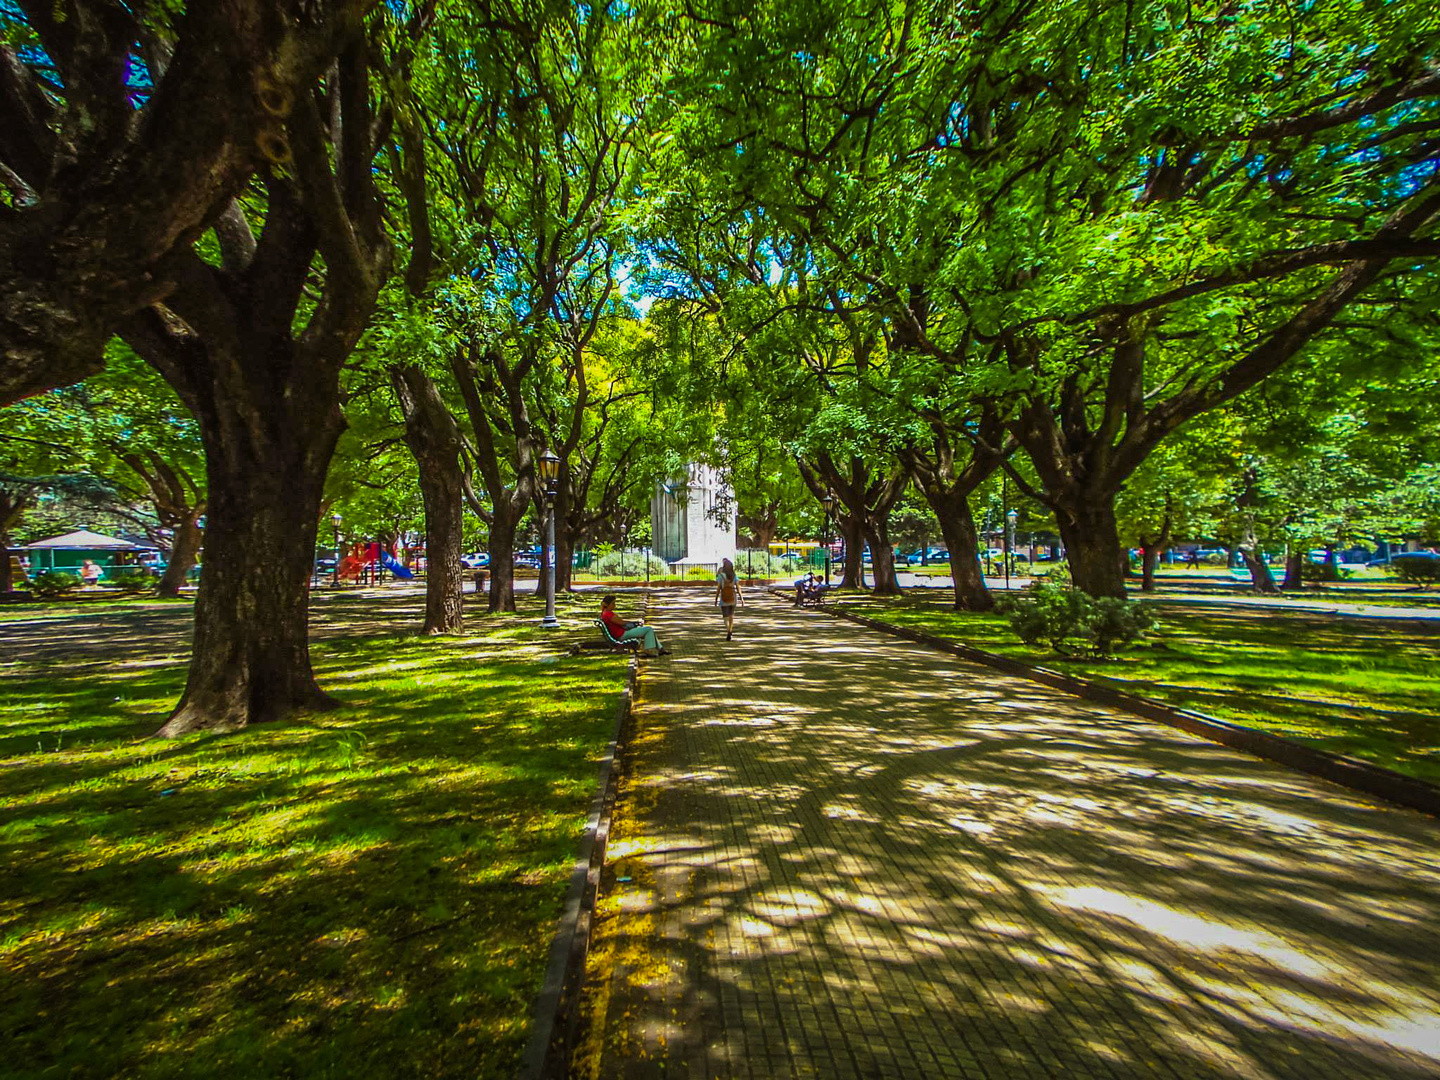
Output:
[{"xmin": 575, "ymin": 591, "xmax": 1440, "ymax": 1080}]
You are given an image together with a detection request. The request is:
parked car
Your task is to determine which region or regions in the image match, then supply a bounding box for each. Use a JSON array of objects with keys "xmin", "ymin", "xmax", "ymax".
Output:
[
  {"xmin": 460, "ymin": 552, "xmax": 490, "ymax": 569},
  {"xmin": 907, "ymin": 548, "xmax": 950, "ymax": 565},
  {"xmin": 513, "ymin": 553, "xmax": 541, "ymax": 569}
]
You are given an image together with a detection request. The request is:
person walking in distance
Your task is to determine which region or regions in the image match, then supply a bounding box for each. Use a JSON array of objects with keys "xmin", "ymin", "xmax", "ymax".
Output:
[{"xmin": 714, "ymin": 557, "xmax": 743, "ymax": 640}]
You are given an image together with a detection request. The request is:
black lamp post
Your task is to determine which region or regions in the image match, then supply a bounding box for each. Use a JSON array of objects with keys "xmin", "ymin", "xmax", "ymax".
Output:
[
  {"xmin": 331, "ymin": 513, "xmax": 342, "ymax": 588},
  {"xmin": 1006, "ymin": 508, "xmax": 1018, "ymax": 591},
  {"xmin": 820, "ymin": 493, "xmax": 835, "ymax": 586},
  {"xmin": 538, "ymin": 450, "xmax": 561, "ymax": 628},
  {"xmin": 619, "ymin": 524, "xmax": 627, "ymax": 581}
]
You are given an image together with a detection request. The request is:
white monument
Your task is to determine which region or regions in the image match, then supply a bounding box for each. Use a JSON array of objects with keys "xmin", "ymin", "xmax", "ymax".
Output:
[{"xmin": 650, "ymin": 463, "xmax": 735, "ymax": 567}]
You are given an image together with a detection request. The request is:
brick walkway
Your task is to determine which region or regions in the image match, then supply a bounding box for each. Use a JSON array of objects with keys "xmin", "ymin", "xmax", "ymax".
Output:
[{"xmin": 574, "ymin": 590, "xmax": 1440, "ymax": 1080}]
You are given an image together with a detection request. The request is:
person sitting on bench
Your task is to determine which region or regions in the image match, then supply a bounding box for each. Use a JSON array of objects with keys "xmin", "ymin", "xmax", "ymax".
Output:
[
  {"xmin": 600, "ymin": 594, "xmax": 670, "ymax": 657},
  {"xmin": 794, "ymin": 572, "xmax": 824, "ymax": 605}
]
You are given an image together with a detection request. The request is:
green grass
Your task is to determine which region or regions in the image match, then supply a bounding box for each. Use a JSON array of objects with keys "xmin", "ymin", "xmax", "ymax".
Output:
[
  {"xmin": 0, "ymin": 592, "xmax": 635, "ymax": 1079},
  {"xmin": 839, "ymin": 593, "xmax": 1440, "ymax": 786}
]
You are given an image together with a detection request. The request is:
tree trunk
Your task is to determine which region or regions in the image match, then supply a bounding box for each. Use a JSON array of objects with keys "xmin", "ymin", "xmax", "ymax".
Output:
[
  {"xmin": 1055, "ymin": 498, "xmax": 1127, "ymax": 599},
  {"xmin": 838, "ymin": 516, "xmax": 864, "ymax": 588},
  {"xmin": 0, "ymin": 529, "xmax": 13, "ymax": 595},
  {"xmin": 932, "ymin": 496, "xmax": 992, "ymax": 611},
  {"xmin": 156, "ymin": 401, "xmax": 343, "ymax": 738},
  {"xmin": 553, "ymin": 481, "xmax": 574, "ymax": 593},
  {"xmin": 392, "ymin": 366, "xmax": 464, "ymax": 634},
  {"xmin": 1282, "ymin": 550, "xmax": 1305, "ymax": 590},
  {"xmin": 156, "ymin": 516, "xmax": 203, "ymax": 599},
  {"xmin": 865, "ymin": 521, "xmax": 903, "ymax": 596},
  {"xmin": 486, "ymin": 513, "xmax": 519, "ymax": 613},
  {"xmin": 1140, "ymin": 544, "xmax": 1164, "ymax": 592},
  {"xmin": 1240, "ymin": 544, "xmax": 1280, "ymax": 594}
]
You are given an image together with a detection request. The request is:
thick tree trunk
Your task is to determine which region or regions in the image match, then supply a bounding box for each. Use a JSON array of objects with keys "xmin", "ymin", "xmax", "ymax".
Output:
[
  {"xmin": 486, "ymin": 515, "xmax": 519, "ymax": 613},
  {"xmin": 1140, "ymin": 545, "xmax": 1164, "ymax": 592},
  {"xmin": 417, "ymin": 467, "xmax": 464, "ymax": 632},
  {"xmin": 1055, "ymin": 498, "xmax": 1127, "ymax": 599},
  {"xmin": 156, "ymin": 516, "xmax": 203, "ymax": 599},
  {"xmin": 932, "ymin": 497, "xmax": 992, "ymax": 611},
  {"xmin": 1240, "ymin": 544, "xmax": 1280, "ymax": 594},
  {"xmin": 553, "ymin": 482, "xmax": 573, "ymax": 593},
  {"xmin": 865, "ymin": 521, "xmax": 903, "ymax": 596},
  {"xmin": 1282, "ymin": 550, "xmax": 1305, "ymax": 590},
  {"xmin": 0, "ymin": 529, "xmax": 12, "ymax": 594},
  {"xmin": 392, "ymin": 366, "xmax": 464, "ymax": 634},
  {"xmin": 838, "ymin": 516, "xmax": 864, "ymax": 588},
  {"xmin": 157, "ymin": 403, "xmax": 343, "ymax": 738}
]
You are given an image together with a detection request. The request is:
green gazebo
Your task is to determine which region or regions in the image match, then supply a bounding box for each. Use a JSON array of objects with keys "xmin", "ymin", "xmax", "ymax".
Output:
[{"xmin": 20, "ymin": 530, "xmax": 156, "ymax": 575}]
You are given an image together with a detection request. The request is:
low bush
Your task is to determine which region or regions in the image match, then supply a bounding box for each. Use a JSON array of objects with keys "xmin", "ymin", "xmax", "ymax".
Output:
[
  {"xmin": 996, "ymin": 579, "xmax": 1156, "ymax": 657},
  {"xmin": 104, "ymin": 570, "xmax": 154, "ymax": 593},
  {"xmin": 1389, "ymin": 558, "xmax": 1440, "ymax": 586},
  {"xmin": 591, "ymin": 550, "xmax": 669, "ymax": 578},
  {"xmin": 31, "ymin": 571, "xmax": 81, "ymax": 598},
  {"xmin": 685, "ymin": 565, "xmax": 715, "ymax": 580}
]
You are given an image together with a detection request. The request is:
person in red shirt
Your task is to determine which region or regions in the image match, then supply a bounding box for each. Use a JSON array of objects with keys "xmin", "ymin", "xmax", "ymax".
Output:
[{"xmin": 600, "ymin": 594, "xmax": 668, "ymax": 656}]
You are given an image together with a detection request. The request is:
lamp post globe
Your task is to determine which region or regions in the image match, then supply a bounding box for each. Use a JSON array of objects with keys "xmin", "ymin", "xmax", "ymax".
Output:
[{"xmin": 539, "ymin": 451, "xmax": 561, "ymax": 628}]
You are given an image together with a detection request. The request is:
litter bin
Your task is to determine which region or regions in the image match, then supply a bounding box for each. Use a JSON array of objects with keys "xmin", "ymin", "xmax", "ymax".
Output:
[{"xmin": 474, "ymin": 570, "xmax": 488, "ymax": 593}]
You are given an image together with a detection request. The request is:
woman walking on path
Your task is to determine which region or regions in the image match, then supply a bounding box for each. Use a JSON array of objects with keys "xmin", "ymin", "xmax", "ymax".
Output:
[{"xmin": 714, "ymin": 558, "xmax": 743, "ymax": 640}]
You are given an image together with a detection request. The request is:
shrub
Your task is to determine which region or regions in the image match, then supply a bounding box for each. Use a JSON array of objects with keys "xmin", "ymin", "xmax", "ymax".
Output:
[
  {"xmin": 104, "ymin": 570, "xmax": 154, "ymax": 594},
  {"xmin": 996, "ymin": 579, "xmax": 1155, "ymax": 657},
  {"xmin": 591, "ymin": 550, "xmax": 669, "ymax": 578},
  {"xmin": 1299, "ymin": 558, "xmax": 1352, "ymax": 582},
  {"xmin": 31, "ymin": 571, "xmax": 81, "ymax": 598},
  {"xmin": 685, "ymin": 566, "xmax": 715, "ymax": 581},
  {"xmin": 1389, "ymin": 558, "xmax": 1440, "ymax": 586}
]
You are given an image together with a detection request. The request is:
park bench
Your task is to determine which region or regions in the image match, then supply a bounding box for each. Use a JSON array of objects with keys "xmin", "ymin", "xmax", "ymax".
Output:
[
  {"xmin": 794, "ymin": 584, "xmax": 827, "ymax": 608},
  {"xmin": 566, "ymin": 619, "xmax": 642, "ymax": 656}
]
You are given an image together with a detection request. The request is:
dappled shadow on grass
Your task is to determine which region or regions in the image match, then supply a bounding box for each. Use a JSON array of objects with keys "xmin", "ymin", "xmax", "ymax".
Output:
[
  {"xmin": 0, "ymin": 601, "xmax": 629, "ymax": 1080},
  {"xmin": 580, "ymin": 592, "xmax": 1440, "ymax": 1080},
  {"xmin": 838, "ymin": 591, "xmax": 1440, "ymax": 785}
]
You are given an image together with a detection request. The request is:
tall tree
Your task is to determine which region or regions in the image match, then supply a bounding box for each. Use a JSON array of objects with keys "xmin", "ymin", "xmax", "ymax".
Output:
[{"xmin": 119, "ymin": 10, "xmax": 429, "ymax": 736}]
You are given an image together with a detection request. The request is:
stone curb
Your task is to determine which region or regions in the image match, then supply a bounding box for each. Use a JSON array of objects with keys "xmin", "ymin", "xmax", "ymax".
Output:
[
  {"xmin": 517, "ymin": 651, "xmax": 640, "ymax": 1079},
  {"xmin": 773, "ymin": 589, "xmax": 1440, "ymax": 820}
]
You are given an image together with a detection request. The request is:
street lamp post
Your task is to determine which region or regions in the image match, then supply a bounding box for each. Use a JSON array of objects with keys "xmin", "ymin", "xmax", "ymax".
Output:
[
  {"xmin": 1005, "ymin": 508, "xmax": 1018, "ymax": 592},
  {"xmin": 331, "ymin": 513, "xmax": 342, "ymax": 588},
  {"xmin": 820, "ymin": 493, "xmax": 835, "ymax": 586},
  {"xmin": 619, "ymin": 524, "xmax": 627, "ymax": 581},
  {"xmin": 538, "ymin": 450, "xmax": 561, "ymax": 628}
]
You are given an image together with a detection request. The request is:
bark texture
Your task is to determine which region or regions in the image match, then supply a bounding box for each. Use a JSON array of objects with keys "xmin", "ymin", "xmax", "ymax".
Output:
[
  {"xmin": 799, "ymin": 454, "xmax": 907, "ymax": 595},
  {"xmin": 902, "ymin": 409, "xmax": 1009, "ymax": 611},
  {"xmin": 0, "ymin": 2, "xmax": 367, "ymax": 405},
  {"xmin": 123, "ymin": 33, "xmax": 395, "ymax": 737},
  {"xmin": 391, "ymin": 365, "xmax": 465, "ymax": 634}
]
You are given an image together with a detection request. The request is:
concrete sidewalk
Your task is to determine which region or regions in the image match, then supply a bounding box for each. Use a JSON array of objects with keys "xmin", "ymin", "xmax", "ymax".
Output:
[{"xmin": 574, "ymin": 590, "xmax": 1440, "ymax": 1079}]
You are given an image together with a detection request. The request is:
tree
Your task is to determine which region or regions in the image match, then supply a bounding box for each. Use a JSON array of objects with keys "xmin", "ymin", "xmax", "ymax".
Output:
[
  {"xmin": 662, "ymin": 0, "xmax": 1440, "ymax": 599},
  {"xmin": 118, "ymin": 10, "xmax": 430, "ymax": 736},
  {"xmin": 0, "ymin": 1, "xmax": 370, "ymax": 404},
  {"xmin": 410, "ymin": 0, "xmax": 652, "ymax": 612}
]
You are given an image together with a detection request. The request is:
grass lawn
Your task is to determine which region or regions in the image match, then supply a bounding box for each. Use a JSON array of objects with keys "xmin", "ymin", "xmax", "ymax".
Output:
[
  {"xmin": 1, "ymin": 590, "xmax": 638, "ymax": 1079},
  {"xmin": 836, "ymin": 592, "xmax": 1440, "ymax": 786}
]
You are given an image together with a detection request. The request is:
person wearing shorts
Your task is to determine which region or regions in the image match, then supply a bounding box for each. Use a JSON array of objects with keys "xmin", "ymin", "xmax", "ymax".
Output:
[{"xmin": 714, "ymin": 557, "xmax": 743, "ymax": 640}]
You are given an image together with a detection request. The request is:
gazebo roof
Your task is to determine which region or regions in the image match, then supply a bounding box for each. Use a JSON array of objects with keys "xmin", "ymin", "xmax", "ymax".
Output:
[{"xmin": 23, "ymin": 530, "xmax": 146, "ymax": 550}]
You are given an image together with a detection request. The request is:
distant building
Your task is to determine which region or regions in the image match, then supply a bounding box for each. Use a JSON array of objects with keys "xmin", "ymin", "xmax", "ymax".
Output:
[
  {"xmin": 18, "ymin": 530, "xmax": 159, "ymax": 574},
  {"xmin": 650, "ymin": 464, "xmax": 736, "ymax": 566}
]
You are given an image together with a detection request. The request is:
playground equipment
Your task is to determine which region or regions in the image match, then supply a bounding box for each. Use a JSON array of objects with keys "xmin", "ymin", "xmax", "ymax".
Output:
[{"xmin": 337, "ymin": 541, "xmax": 414, "ymax": 583}]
